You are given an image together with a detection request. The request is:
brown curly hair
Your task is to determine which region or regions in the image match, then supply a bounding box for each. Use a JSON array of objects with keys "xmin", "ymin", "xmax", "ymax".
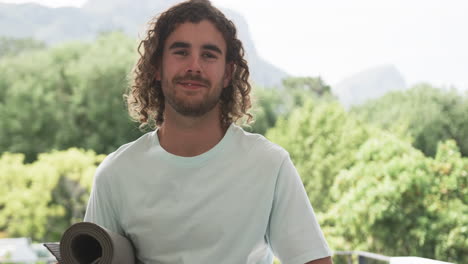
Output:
[{"xmin": 126, "ymin": 0, "xmax": 253, "ymax": 130}]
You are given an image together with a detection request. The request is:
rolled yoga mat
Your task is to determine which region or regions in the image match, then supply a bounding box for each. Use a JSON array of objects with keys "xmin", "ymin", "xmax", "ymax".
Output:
[{"xmin": 43, "ymin": 222, "xmax": 135, "ymax": 264}]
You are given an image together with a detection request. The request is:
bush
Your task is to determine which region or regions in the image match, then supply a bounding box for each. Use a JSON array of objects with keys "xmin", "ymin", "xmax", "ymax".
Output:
[{"xmin": 0, "ymin": 148, "xmax": 104, "ymax": 242}]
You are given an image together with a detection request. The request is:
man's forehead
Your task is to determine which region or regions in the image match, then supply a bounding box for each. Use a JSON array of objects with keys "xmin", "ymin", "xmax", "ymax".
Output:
[{"xmin": 165, "ymin": 20, "xmax": 226, "ymax": 50}]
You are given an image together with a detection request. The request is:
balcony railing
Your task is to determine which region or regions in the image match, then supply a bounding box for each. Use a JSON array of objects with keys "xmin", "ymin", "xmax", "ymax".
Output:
[{"xmin": 333, "ymin": 251, "xmax": 455, "ymax": 264}]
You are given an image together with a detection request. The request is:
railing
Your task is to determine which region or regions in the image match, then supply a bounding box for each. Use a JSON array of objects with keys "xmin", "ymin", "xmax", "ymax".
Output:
[
  {"xmin": 334, "ymin": 251, "xmax": 390, "ymax": 264},
  {"xmin": 333, "ymin": 251, "xmax": 455, "ymax": 264},
  {"xmin": 0, "ymin": 250, "xmax": 457, "ymax": 264}
]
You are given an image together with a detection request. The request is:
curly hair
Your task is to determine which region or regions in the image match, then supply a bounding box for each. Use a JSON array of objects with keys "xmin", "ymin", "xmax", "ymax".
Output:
[{"xmin": 126, "ymin": 0, "xmax": 253, "ymax": 130}]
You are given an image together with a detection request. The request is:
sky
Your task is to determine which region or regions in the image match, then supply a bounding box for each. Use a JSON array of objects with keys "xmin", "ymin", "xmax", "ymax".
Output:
[{"xmin": 2, "ymin": 0, "xmax": 468, "ymax": 90}]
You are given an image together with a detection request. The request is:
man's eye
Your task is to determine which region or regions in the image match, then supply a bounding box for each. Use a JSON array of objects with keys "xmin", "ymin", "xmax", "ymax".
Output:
[
  {"xmin": 203, "ymin": 52, "xmax": 217, "ymax": 59},
  {"xmin": 174, "ymin": 50, "xmax": 188, "ymax": 56}
]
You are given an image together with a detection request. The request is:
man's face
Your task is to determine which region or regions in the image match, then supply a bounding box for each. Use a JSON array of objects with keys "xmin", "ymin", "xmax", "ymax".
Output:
[{"xmin": 157, "ymin": 20, "xmax": 231, "ymax": 118}]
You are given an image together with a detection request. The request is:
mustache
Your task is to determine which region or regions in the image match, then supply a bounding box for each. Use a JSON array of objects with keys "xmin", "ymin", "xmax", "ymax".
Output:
[{"xmin": 172, "ymin": 74, "xmax": 211, "ymax": 86}]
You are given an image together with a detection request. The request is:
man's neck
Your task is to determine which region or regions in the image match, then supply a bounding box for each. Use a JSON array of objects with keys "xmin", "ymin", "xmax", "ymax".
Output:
[{"xmin": 157, "ymin": 105, "xmax": 227, "ymax": 157}]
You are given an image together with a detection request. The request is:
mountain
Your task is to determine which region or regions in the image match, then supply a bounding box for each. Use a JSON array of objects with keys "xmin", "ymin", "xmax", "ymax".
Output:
[
  {"xmin": 0, "ymin": 0, "xmax": 288, "ymax": 87},
  {"xmin": 333, "ymin": 64, "xmax": 407, "ymax": 108}
]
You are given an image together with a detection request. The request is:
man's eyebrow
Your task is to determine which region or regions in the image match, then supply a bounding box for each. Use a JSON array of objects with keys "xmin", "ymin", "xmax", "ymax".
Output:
[
  {"xmin": 169, "ymin": 41, "xmax": 191, "ymax": 49},
  {"xmin": 168, "ymin": 42, "xmax": 223, "ymax": 55},
  {"xmin": 202, "ymin": 44, "xmax": 223, "ymax": 55}
]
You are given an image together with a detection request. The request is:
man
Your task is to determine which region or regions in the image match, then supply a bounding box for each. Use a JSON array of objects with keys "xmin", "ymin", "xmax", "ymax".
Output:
[{"xmin": 84, "ymin": 0, "xmax": 333, "ymax": 263}]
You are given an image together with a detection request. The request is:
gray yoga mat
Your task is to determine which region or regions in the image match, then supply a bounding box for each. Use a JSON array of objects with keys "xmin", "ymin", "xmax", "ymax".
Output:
[{"xmin": 44, "ymin": 222, "xmax": 135, "ymax": 264}]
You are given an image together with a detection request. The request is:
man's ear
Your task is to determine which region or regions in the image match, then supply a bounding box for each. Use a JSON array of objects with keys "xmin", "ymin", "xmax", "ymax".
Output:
[{"xmin": 223, "ymin": 62, "xmax": 234, "ymax": 88}]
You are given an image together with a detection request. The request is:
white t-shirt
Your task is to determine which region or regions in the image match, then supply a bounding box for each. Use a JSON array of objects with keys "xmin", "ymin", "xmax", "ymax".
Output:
[{"xmin": 84, "ymin": 124, "xmax": 331, "ymax": 264}]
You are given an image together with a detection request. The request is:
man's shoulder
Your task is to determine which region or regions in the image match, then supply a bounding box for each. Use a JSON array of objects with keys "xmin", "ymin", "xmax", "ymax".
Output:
[
  {"xmin": 97, "ymin": 131, "xmax": 156, "ymax": 174},
  {"xmin": 232, "ymin": 125, "xmax": 289, "ymax": 160}
]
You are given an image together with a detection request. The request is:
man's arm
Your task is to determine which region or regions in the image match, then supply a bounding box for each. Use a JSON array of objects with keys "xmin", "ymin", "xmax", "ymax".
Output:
[
  {"xmin": 268, "ymin": 155, "xmax": 333, "ymax": 263},
  {"xmin": 306, "ymin": 256, "xmax": 333, "ymax": 264},
  {"xmin": 84, "ymin": 162, "xmax": 124, "ymax": 235}
]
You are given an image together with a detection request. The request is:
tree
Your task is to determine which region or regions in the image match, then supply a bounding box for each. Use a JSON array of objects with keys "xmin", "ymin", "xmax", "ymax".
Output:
[
  {"xmin": 244, "ymin": 86, "xmax": 282, "ymax": 135},
  {"xmin": 0, "ymin": 36, "xmax": 46, "ymax": 58},
  {"xmin": 281, "ymin": 76, "xmax": 335, "ymax": 113},
  {"xmin": 267, "ymin": 98, "xmax": 467, "ymax": 263},
  {"xmin": 0, "ymin": 149, "xmax": 103, "ymax": 242},
  {"xmin": 282, "ymin": 76, "xmax": 332, "ymax": 98},
  {"xmin": 351, "ymin": 83, "xmax": 468, "ymax": 157},
  {"xmin": 322, "ymin": 136, "xmax": 467, "ymax": 263},
  {"xmin": 266, "ymin": 99, "xmax": 369, "ymax": 212},
  {"xmin": 0, "ymin": 32, "xmax": 143, "ymax": 161},
  {"xmin": 246, "ymin": 77, "xmax": 335, "ymax": 135}
]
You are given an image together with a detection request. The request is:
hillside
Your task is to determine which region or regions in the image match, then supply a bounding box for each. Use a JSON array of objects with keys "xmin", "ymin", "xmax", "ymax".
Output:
[{"xmin": 0, "ymin": 0, "xmax": 288, "ymax": 87}]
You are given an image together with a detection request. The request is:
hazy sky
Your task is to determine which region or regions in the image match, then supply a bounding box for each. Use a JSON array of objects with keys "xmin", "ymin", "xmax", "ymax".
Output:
[{"xmin": 2, "ymin": 0, "xmax": 468, "ymax": 90}]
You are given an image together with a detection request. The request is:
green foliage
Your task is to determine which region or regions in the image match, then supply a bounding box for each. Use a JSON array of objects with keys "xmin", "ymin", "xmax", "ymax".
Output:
[
  {"xmin": 352, "ymin": 83, "xmax": 468, "ymax": 157},
  {"xmin": 267, "ymin": 99, "xmax": 467, "ymax": 263},
  {"xmin": 282, "ymin": 76, "xmax": 332, "ymax": 98},
  {"xmin": 322, "ymin": 135, "xmax": 467, "ymax": 263},
  {"xmin": 266, "ymin": 99, "xmax": 369, "ymax": 212},
  {"xmin": 0, "ymin": 149, "xmax": 104, "ymax": 242},
  {"xmin": 281, "ymin": 76, "xmax": 335, "ymax": 114},
  {"xmin": 246, "ymin": 77, "xmax": 335, "ymax": 135},
  {"xmin": 0, "ymin": 36, "xmax": 46, "ymax": 58},
  {"xmin": 245, "ymin": 86, "xmax": 282, "ymax": 135},
  {"xmin": 0, "ymin": 32, "xmax": 143, "ymax": 162}
]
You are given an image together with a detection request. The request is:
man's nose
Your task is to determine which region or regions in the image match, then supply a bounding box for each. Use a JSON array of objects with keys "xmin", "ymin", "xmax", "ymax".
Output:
[{"xmin": 186, "ymin": 54, "xmax": 202, "ymax": 74}]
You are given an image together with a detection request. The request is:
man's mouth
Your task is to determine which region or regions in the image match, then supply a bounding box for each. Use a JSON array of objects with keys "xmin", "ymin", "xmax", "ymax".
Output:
[{"xmin": 178, "ymin": 81, "xmax": 207, "ymax": 89}]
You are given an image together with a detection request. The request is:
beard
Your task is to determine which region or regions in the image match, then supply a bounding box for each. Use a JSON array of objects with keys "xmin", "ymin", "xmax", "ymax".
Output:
[{"xmin": 162, "ymin": 73, "xmax": 224, "ymax": 117}]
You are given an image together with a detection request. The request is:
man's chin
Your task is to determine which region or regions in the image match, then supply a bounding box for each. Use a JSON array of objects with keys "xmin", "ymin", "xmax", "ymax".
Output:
[{"xmin": 172, "ymin": 102, "xmax": 219, "ymax": 117}]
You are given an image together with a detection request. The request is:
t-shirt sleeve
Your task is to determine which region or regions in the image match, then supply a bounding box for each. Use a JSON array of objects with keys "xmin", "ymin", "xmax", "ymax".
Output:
[
  {"xmin": 84, "ymin": 164, "xmax": 124, "ymax": 236},
  {"xmin": 267, "ymin": 154, "xmax": 332, "ymax": 264}
]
